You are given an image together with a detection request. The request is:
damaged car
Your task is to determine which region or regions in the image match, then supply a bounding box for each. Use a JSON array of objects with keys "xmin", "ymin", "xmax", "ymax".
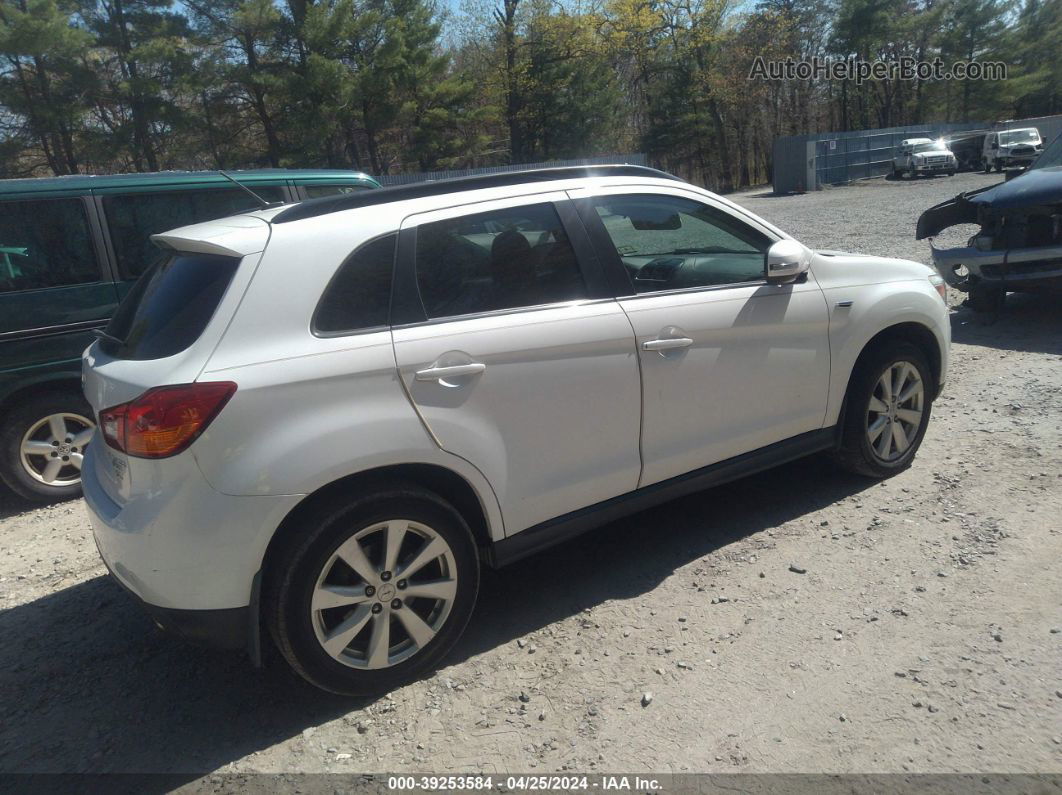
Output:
[{"xmin": 916, "ymin": 132, "xmax": 1062, "ymax": 312}]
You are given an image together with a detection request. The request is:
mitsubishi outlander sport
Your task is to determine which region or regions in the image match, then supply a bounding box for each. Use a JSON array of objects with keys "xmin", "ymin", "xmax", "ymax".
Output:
[{"xmin": 81, "ymin": 165, "xmax": 950, "ymax": 695}]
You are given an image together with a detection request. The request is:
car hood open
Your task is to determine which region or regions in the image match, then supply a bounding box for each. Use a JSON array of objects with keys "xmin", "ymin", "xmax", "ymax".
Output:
[{"xmin": 915, "ymin": 166, "xmax": 1062, "ymax": 239}]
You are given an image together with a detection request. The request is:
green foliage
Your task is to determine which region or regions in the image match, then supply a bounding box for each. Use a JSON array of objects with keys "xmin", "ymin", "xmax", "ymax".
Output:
[{"xmin": 0, "ymin": 0, "xmax": 1057, "ymax": 187}]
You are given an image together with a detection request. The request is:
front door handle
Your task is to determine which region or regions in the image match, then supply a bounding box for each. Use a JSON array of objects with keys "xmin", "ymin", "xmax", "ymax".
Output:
[
  {"xmin": 414, "ymin": 362, "xmax": 487, "ymax": 381},
  {"xmin": 642, "ymin": 337, "xmax": 693, "ymax": 352}
]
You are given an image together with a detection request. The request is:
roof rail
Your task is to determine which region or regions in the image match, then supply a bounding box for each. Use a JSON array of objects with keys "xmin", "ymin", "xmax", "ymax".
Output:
[{"xmin": 271, "ymin": 164, "xmax": 682, "ymax": 224}]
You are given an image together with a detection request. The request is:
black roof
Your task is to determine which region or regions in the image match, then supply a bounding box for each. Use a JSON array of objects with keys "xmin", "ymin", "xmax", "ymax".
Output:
[{"xmin": 271, "ymin": 164, "xmax": 682, "ymax": 224}]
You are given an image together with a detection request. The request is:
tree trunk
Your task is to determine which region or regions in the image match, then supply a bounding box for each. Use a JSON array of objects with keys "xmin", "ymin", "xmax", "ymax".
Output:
[
  {"xmin": 496, "ymin": 0, "xmax": 523, "ymax": 162},
  {"xmin": 109, "ymin": 0, "xmax": 158, "ymax": 170}
]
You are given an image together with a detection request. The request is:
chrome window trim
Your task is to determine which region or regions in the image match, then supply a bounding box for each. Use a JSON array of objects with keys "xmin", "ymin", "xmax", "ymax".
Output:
[
  {"xmin": 620, "ymin": 279, "xmax": 772, "ymax": 301},
  {"xmin": 390, "ymin": 296, "xmax": 619, "ymax": 331}
]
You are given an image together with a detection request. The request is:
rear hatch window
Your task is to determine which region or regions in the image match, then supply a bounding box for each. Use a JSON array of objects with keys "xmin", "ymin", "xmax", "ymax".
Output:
[{"xmin": 101, "ymin": 252, "xmax": 240, "ymax": 360}]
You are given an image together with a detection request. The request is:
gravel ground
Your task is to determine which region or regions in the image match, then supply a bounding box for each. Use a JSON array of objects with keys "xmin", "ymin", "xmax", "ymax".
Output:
[{"xmin": 1, "ymin": 171, "xmax": 1061, "ymax": 777}]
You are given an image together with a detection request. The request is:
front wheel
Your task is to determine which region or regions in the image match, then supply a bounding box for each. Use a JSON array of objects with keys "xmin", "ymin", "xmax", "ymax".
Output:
[
  {"xmin": 966, "ymin": 285, "xmax": 1005, "ymax": 313},
  {"xmin": 266, "ymin": 485, "xmax": 480, "ymax": 695},
  {"xmin": 994, "ymin": 159, "xmax": 1003, "ymax": 172},
  {"xmin": 983, "ymin": 159, "xmax": 991, "ymax": 173},
  {"xmin": 833, "ymin": 343, "xmax": 933, "ymax": 479},
  {"xmin": 0, "ymin": 390, "xmax": 96, "ymax": 502}
]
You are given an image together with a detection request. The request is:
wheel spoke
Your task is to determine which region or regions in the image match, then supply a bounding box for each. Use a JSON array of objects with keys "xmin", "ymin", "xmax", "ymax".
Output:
[
  {"xmin": 395, "ymin": 607, "xmax": 436, "ymax": 649},
  {"xmin": 68, "ymin": 452, "xmax": 84, "ymax": 471},
  {"xmin": 313, "ymin": 584, "xmax": 371, "ymax": 612},
  {"xmin": 867, "ymin": 415, "xmax": 888, "ymax": 443},
  {"xmin": 366, "ymin": 613, "xmax": 391, "ymax": 668},
  {"xmin": 21, "ymin": 440, "xmax": 54, "ymax": 457},
  {"xmin": 891, "ymin": 419, "xmax": 910, "ymax": 453},
  {"xmin": 41, "ymin": 459, "xmax": 63, "ymax": 483},
  {"xmin": 867, "ymin": 396, "xmax": 889, "ymax": 414},
  {"xmin": 47, "ymin": 415, "xmax": 67, "ymax": 442},
  {"xmin": 322, "ymin": 604, "xmax": 373, "ymax": 656},
  {"xmin": 875, "ymin": 423, "xmax": 893, "ymax": 457},
  {"xmin": 71, "ymin": 428, "xmax": 95, "ymax": 448},
  {"xmin": 383, "ymin": 521, "xmax": 407, "ymax": 575},
  {"xmin": 335, "ymin": 536, "xmax": 378, "ymax": 584},
  {"xmin": 878, "ymin": 372, "xmax": 893, "ymax": 402},
  {"xmin": 892, "ymin": 363, "xmax": 910, "ymax": 399},
  {"xmin": 397, "ymin": 536, "xmax": 446, "ymax": 579},
  {"xmin": 896, "ymin": 407, "xmax": 922, "ymax": 426},
  {"xmin": 402, "ymin": 578, "xmax": 456, "ymax": 602},
  {"xmin": 897, "ymin": 379, "xmax": 923, "ymax": 406}
]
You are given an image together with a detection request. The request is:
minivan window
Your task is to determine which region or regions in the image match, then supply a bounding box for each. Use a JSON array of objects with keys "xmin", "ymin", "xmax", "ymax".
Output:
[
  {"xmin": 102, "ymin": 252, "xmax": 240, "ymax": 360},
  {"xmin": 592, "ymin": 195, "xmax": 771, "ymax": 292},
  {"xmin": 314, "ymin": 233, "xmax": 396, "ymax": 334},
  {"xmin": 103, "ymin": 187, "xmax": 285, "ymax": 279},
  {"xmin": 415, "ymin": 203, "xmax": 587, "ymax": 319},
  {"xmin": 0, "ymin": 198, "xmax": 100, "ymax": 294},
  {"xmin": 303, "ymin": 184, "xmax": 372, "ymax": 199}
]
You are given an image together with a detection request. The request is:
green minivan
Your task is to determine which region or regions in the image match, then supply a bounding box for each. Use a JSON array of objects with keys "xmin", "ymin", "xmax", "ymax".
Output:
[{"xmin": 0, "ymin": 169, "xmax": 379, "ymax": 501}]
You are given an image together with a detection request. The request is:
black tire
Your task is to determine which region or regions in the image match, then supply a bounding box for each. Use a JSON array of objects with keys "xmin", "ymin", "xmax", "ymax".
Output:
[
  {"xmin": 994, "ymin": 159, "xmax": 1003, "ymax": 172},
  {"xmin": 0, "ymin": 389, "xmax": 95, "ymax": 502},
  {"xmin": 946, "ymin": 171, "xmax": 955, "ymax": 177},
  {"xmin": 833, "ymin": 342, "xmax": 934, "ymax": 479},
  {"xmin": 965, "ymin": 285, "xmax": 1005, "ymax": 313},
  {"xmin": 265, "ymin": 484, "xmax": 480, "ymax": 695},
  {"xmin": 983, "ymin": 159, "xmax": 991, "ymax": 173}
]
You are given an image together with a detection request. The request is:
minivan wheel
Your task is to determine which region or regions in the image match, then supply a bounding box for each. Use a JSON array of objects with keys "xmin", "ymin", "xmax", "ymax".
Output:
[
  {"xmin": 833, "ymin": 343, "xmax": 933, "ymax": 479},
  {"xmin": 266, "ymin": 486, "xmax": 479, "ymax": 695},
  {"xmin": 0, "ymin": 391, "xmax": 95, "ymax": 502}
]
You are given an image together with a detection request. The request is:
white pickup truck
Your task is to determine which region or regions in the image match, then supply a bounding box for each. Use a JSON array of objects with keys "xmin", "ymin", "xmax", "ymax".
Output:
[{"xmin": 892, "ymin": 138, "xmax": 958, "ymax": 179}]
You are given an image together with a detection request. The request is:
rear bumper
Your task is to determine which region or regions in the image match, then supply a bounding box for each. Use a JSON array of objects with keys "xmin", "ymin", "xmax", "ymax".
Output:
[
  {"xmin": 98, "ymin": 546, "xmax": 250, "ymax": 651},
  {"xmin": 82, "ymin": 442, "xmax": 300, "ymax": 653}
]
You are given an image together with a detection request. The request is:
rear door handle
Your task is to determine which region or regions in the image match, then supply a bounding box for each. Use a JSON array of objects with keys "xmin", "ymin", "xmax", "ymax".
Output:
[
  {"xmin": 414, "ymin": 363, "xmax": 487, "ymax": 381},
  {"xmin": 642, "ymin": 337, "xmax": 693, "ymax": 352}
]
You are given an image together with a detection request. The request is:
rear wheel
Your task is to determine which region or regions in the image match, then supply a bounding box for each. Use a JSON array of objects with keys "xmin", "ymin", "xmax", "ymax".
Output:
[
  {"xmin": 266, "ymin": 485, "xmax": 479, "ymax": 695},
  {"xmin": 834, "ymin": 343, "xmax": 933, "ymax": 479},
  {"xmin": 0, "ymin": 390, "xmax": 95, "ymax": 502}
]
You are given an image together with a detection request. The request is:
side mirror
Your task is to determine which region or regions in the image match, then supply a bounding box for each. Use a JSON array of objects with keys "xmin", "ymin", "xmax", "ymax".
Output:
[{"xmin": 765, "ymin": 240, "xmax": 810, "ymax": 284}]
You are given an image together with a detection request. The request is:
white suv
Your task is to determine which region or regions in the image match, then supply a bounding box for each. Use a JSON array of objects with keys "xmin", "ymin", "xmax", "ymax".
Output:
[{"xmin": 81, "ymin": 166, "xmax": 950, "ymax": 694}]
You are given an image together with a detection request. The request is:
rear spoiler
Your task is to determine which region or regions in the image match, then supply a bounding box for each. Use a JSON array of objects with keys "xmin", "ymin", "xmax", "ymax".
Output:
[{"xmin": 150, "ymin": 215, "xmax": 271, "ymax": 257}]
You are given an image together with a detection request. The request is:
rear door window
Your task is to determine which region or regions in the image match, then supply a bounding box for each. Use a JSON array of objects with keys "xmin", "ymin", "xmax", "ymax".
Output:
[
  {"xmin": 0, "ymin": 197, "xmax": 101, "ymax": 294},
  {"xmin": 103, "ymin": 187, "xmax": 284, "ymax": 279},
  {"xmin": 414, "ymin": 202, "xmax": 587, "ymax": 319},
  {"xmin": 102, "ymin": 252, "xmax": 240, "ymax": 360}
]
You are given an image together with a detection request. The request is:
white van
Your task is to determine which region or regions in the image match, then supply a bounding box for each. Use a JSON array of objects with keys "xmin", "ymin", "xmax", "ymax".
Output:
[{"xmin": 982, "ymin": 128, "xmax": 1043, "ymax": 172}]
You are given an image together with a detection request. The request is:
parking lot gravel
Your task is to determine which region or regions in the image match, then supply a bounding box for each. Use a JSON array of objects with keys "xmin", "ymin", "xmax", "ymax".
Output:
[{"xmin": 1, "ymin": 171, "xmax": 1060, "ymax": 777}]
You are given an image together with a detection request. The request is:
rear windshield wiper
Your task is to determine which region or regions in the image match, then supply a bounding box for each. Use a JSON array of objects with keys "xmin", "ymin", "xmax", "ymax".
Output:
[{"xmin": 92, "ymin": 328, "xmax": 127, "ymax": 347}]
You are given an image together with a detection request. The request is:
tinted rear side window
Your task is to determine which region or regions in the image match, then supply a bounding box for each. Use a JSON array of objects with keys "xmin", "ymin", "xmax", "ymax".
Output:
[
  {"xmin": 103, "ymin": 253, "xmax": 240, "ymax": 360},
  {"xmin": 314, "ymin": 233, "xmax": 396, "ymax": 334},
  {"xmin": 103, "ymin": 187, "xmax": 285, "ymax": 279},
  {"xmin": 0, "ymin": 197, "xmax": 100, "ymax": 293},
  {"xmin": 303, "ymin": 184, "xmax": 373, "ymax": 199}
]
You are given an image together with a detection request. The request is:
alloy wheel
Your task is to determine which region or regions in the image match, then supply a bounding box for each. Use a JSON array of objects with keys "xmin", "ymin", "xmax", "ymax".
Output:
[
  {"xmin": 311, "ymin": 519, "xmax": 458, "ymax": 670},
  {"xmin": 19, "ymin": 413, "xmax": 95, "ymax": 487},
  {"xmin": 865, "ymin": 361, "xmax": 924, "ymax": 462}
]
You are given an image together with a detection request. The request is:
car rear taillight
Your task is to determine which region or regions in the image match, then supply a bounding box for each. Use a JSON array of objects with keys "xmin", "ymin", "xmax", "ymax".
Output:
[{"xmin": 99, "ymin": 382, "xmax": 237, "ymax": 459}]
